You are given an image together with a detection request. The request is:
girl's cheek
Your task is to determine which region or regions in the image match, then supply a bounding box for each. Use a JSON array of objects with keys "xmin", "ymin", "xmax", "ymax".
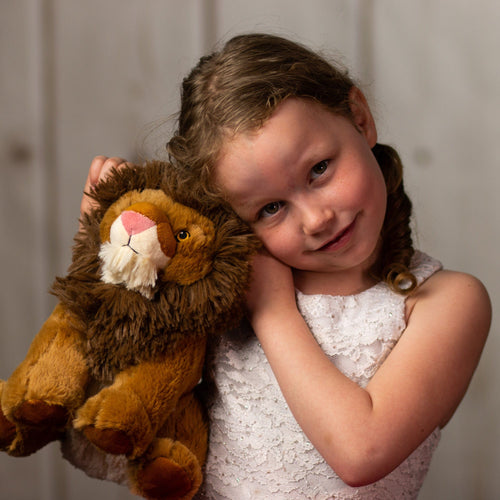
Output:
[
  {"xmin": 254, "ymin": 228, "xmax": 273, "ymax": 249},
  {"xmin": 253, "ymin": 226, "xmax": 278, "ymax": 250},
  {"xmin": 262, "ymin": 229, "xmax": 295, "ymax": 261}
]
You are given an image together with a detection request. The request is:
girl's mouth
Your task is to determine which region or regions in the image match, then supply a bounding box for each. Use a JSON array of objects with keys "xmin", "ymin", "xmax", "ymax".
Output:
[{"xmin": 318, "ymin": 219, "xmax": 356, "ymax": 252}]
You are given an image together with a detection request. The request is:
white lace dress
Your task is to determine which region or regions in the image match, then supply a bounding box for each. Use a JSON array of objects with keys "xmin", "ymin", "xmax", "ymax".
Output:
[{"xmin": 199, "ymin": 251, "xmax": 442, "ymax": 499}]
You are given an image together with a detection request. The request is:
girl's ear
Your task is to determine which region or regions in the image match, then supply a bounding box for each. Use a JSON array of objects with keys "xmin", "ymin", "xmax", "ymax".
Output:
[{"xmin": 349, "ymin": 87, "xmax": 378, "ymax": 148}]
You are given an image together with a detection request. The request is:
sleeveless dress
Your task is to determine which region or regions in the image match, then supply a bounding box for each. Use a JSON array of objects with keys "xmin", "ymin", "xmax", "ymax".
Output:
[{"xmin": 199, "ymin": 251, "xmax": 442, "ymax": 499}]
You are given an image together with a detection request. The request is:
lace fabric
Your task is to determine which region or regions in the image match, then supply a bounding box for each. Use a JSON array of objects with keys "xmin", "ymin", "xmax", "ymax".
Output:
[{"xmin": 200, "ymin": 251, "xmax": 442, "ymax": 499}]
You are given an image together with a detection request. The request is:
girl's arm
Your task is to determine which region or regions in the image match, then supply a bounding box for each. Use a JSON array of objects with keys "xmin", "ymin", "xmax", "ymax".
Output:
[{"xmin": 247, "ymin": 252, "xmax": 491, "ymax": 487}]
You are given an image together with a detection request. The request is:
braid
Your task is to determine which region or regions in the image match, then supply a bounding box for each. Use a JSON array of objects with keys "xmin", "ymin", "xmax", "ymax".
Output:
[{"xmin": 372, "ymin": 143, "xmax": 417, "ymax": 294}]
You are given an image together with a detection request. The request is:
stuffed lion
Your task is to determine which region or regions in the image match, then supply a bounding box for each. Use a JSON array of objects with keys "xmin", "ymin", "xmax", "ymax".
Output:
[{"xmin": 0, "ymin": 162, "xmax": 258, "ymax": 499}]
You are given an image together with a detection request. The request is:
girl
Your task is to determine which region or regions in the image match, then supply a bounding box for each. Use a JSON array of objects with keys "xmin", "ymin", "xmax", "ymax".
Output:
[{"xmin": 82, "ymin": 34, "xmax": 491, "ymax": 499}]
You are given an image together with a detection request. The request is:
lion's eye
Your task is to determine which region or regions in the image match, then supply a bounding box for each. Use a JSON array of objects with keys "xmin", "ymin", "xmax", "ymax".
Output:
[{"xmin": 175, "ymin": 230, "xmax": 191, "ymax": 242}]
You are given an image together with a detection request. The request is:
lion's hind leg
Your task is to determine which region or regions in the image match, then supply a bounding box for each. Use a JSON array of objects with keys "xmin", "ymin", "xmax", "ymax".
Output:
[{"xmin": 129, "ymin": 394, "xmax": 207, "ymax": 500}]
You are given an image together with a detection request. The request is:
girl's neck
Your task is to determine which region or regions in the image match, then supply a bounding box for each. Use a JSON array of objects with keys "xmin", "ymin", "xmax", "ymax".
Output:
[
  {"xmin": 293, "ymin": 240, "xmax": 382, "ymax": 296},
  {"xmin": 293, "ymin": 267, "xmax": 378, "ymax": 297}
]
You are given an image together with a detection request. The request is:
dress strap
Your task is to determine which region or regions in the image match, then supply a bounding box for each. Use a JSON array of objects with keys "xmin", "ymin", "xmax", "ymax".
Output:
[{"xmin": 410, "ymin": 251, "xmax": 443, "ymax": 286}]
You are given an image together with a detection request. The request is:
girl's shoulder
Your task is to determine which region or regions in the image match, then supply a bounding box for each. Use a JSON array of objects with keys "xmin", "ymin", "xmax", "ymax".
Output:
[
  {"xmin": 406, "ymin": 251, "xmax": 490, "ymax": 324},
  {"xmin": 406, "ymin": 264, "xmax": 491, "ymax": 325}
]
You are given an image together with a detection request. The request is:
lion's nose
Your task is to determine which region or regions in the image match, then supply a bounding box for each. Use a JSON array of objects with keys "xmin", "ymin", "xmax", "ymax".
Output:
[{"xmin": 120, "ymin": 210, "xmax": 156, "ymax": 236}]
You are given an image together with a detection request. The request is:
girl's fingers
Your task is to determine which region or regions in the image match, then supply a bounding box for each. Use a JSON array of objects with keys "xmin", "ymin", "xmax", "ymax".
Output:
[
  {"xmin": 87, "ymin": 156, "xmax": 130, "ymax": 188},
  {"xmin": 80, "ymin": 156, "xmax": 132, "ymax": 217}
]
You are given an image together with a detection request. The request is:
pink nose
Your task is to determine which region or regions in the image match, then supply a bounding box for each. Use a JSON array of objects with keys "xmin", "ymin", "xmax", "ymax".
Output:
[{"xmin": 120, "ymin": 210, "xmax": 156, "ymax": 235}]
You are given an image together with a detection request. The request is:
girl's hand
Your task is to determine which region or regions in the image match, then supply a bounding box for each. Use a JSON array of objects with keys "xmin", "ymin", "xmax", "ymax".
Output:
[
  {"xmin": 246, "ymin": 251, "xmax": 297, "ymax": 331},
  {"xmin": 80, "ymin": 156, "xmax": 132, "ymax": 217}
]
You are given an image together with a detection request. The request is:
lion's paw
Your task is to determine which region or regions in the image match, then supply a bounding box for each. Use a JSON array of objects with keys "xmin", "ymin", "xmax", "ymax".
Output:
[
  {"xmin": 13, "ymin": 400, "xmax": 68, "ymax": 427},
  {"xmin": 136, "ymin": 457, "xmax": 194, "ymax": 500},
  {"xmin": 0, "ymin": 407, "xmax": 16, "ymax": 451},
  {"xmin": 130, "ymin": 438, "xmax": 202, "ymax": 500},
  {"xmin": 83, "ymin": 426, "xmax": 133, "ymax": 455},
  {"xmin": 74, "ymin": 386, "xmax": 152, "ymax": 458}
]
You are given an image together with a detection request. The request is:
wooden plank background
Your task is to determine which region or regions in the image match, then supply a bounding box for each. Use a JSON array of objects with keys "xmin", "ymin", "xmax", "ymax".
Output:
[{"xmin": 1, "ymin": 1, "xmax": 498, "ymax": 498}]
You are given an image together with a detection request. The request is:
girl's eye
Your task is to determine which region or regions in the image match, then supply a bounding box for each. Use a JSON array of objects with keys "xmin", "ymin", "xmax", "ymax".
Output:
[
  {"xmin": 311, "ymin": 160, "xmax": 329, "ymax": 179},
  {"xmin": 259, "ymin": 201, "xmax": 282, "ymax": 218},
  {"xmin": 175, "ymin": 230, "xmax": 191, "ymax": 241}
]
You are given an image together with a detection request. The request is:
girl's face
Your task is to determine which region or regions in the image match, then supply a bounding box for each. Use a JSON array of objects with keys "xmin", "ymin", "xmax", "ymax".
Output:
[{"xmin": 215, "ymin": 93, "xmax": 387, "ymax": 293}]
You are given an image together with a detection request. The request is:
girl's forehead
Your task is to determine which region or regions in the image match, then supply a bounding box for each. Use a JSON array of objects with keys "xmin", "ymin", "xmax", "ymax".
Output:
[
  {"xmin": 221, "ymin": 98, "xmax": 329, "ymax": 141},
  {"xmin": 220, "ymin": 99, "xmax": 319, "ymax": 149},
  {"xmin": 218, "ymin": 99, "xmax": 346, "ymax": 162},
  {"xmin": 214, "ymin": 99, "xmax": 348, "ymax": 202}
]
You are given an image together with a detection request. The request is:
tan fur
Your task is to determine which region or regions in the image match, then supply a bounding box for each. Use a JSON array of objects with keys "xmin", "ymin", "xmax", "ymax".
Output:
[{"xmin": 0, "ymin": 162, "xmax": 259, "ymax": 499}]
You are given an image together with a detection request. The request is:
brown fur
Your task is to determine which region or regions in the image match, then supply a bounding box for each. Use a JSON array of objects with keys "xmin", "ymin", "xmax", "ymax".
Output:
[{"xmin": 0, "ymin": 162, "xmax": 259, "ymax": 499}]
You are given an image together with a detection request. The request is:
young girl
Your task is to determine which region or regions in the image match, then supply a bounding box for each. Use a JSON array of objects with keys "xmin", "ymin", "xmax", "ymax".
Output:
[{"xmin": 82, "ymin": 34, "xmax": 491, "ymax": 499}]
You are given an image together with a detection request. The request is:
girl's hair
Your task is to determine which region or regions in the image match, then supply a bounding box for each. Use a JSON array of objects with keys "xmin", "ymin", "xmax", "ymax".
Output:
[{"xmin": 168, "ymin": 33, "xmax": 417, "ymax": 294}]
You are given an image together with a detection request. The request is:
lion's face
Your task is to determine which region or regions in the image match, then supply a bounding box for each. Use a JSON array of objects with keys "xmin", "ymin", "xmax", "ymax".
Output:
[{"xmin": 98, "ymin": 188, "xmax": 216, "ymax": 298}]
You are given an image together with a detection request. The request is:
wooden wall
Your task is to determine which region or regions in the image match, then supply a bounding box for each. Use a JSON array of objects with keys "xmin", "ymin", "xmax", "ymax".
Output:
[{"xmin": 1, "ymin": 1, "xmax": 498, "ymax": 498}]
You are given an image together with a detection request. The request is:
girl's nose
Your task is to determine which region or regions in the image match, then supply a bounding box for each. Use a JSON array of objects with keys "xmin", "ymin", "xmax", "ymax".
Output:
[{"xmin": 301, "ymin": 202, "xmax": 334, "ymax": 235}]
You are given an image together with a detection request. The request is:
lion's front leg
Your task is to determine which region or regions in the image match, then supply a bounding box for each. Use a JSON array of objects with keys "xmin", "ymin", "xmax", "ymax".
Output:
[
  {"xmin": 1, "ymin": 304, "xmax": 90, "ymax": 455},
  {"xmin": 74, "ymin": 334, "xmax": 207, "ymax": 460}
]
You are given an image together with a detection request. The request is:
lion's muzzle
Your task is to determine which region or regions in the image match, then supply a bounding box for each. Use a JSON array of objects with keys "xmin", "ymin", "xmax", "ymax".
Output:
[{"xmin": 99, "ymin": 202, "xmax": 177, "ymax": 298}]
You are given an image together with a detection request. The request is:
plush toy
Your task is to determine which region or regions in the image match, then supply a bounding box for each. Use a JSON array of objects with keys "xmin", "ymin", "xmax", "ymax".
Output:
[{"xmin": 0, "ymin": 162, "xmax": 258, "ymax": 499}]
